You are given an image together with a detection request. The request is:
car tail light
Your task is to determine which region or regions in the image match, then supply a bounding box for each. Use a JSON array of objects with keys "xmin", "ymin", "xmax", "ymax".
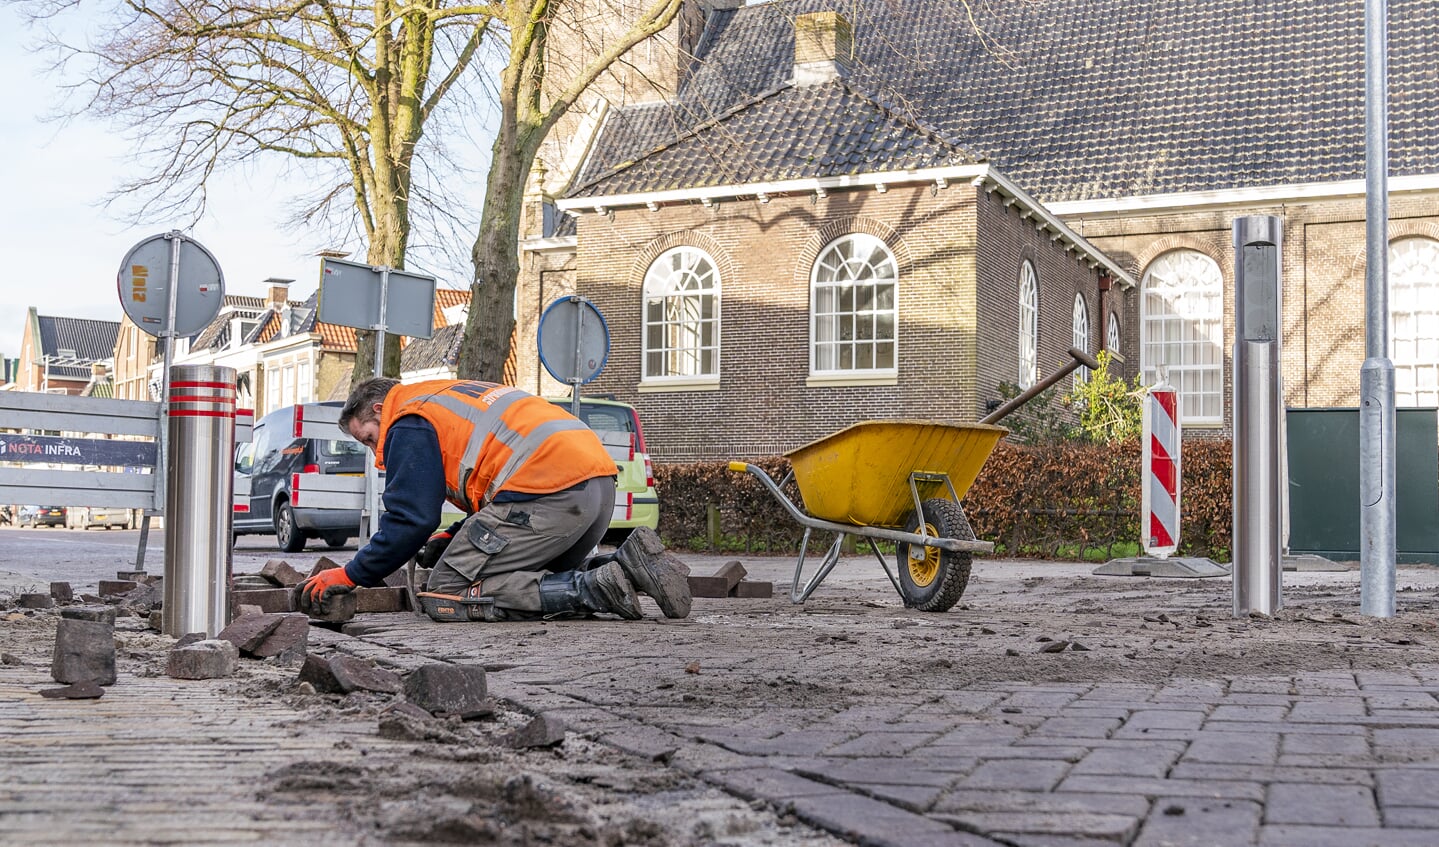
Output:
[
  {"xmin": 301, "ymin": 464, "xmax": 320, "ymax": 474},
  {"xmin": 631, "ymin": 410, "xmax": 648, "ymax": 454},
  {"xmin": 233, "ymin": 503, "xmax": 250, "ymax": 513},
  {"xmin": 293, "ymin": 405, "xmax": 304, "ymax": 438},
  {"xmin": 643, "ymin": 456, "xmax": 655, "ymax": 489},
  {"xmin": 291, "ymin": 473, "xmax": 301, "ymax": 506}
]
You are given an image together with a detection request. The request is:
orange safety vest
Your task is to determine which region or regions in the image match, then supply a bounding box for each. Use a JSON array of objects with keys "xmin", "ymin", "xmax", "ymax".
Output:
[{"xmin": 374, "ymin": 380, "xmax": 617, "ymax": 513}]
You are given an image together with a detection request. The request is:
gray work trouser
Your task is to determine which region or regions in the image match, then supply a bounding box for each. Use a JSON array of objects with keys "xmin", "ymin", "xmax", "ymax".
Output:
[{"xmin": 425, "ymin": 476, "xmax": 615, "ymax": 616}]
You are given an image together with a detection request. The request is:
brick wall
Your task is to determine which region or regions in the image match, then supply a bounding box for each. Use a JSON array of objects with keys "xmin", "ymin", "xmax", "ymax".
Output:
[
  {"xmin": 572, "ymin": 183, "xmax": 1125, "ymax": 462},
  {"xmin": 1067, "ymin": 191, "xmax": 1439, "ymax": 435}
]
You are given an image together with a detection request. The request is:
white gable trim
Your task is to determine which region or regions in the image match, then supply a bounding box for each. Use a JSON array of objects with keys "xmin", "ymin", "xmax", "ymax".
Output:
[
  {"xmin": 1046, "ymin": 173, "xmax": 1439, "ymax": 217},
  {"xmin": 558, "ymin": 164, "xmax": 1136, "ymax": 288}
]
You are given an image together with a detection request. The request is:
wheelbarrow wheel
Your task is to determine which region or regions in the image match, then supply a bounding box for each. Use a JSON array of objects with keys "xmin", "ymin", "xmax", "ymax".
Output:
[{"xmin": 896, "ymin": 499, "xmax": 973, "ymax": 613}]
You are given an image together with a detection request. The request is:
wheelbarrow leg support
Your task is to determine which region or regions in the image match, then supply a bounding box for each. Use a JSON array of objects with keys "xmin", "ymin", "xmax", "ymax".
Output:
[{"xmin": 791, "ymin": 529, "xmax": 847, "ymax": 604}]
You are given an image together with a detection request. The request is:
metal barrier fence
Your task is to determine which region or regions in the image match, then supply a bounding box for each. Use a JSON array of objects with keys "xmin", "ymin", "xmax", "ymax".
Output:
[{"xmin": 0, "ymin": 392, "xmax": 161, "ymax": 510}]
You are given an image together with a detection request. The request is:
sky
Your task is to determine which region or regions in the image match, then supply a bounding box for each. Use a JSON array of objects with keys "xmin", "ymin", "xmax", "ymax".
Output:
[{"xmin": 0, "ymin": 8, "xmax": 481, "ymax": 361}]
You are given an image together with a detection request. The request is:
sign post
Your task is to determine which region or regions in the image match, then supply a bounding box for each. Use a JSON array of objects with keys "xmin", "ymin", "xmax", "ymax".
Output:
[{"xmin": 317, "ymin": 257, "xmax": 436, "ymax": 540}]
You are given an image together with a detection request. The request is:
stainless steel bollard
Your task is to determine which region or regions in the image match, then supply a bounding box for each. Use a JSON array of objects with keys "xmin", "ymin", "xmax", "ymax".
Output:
[
  {"xmin": 1233, "ymin": 340, "xmax": 1282, "ymax": 615},
  {"xmin": 163, "ymin": 364, "xmax": 236, "ymax": 637},
  {"xmin": 1232, "ymin": 216, "xmax": 1284, "ymax": 617}
]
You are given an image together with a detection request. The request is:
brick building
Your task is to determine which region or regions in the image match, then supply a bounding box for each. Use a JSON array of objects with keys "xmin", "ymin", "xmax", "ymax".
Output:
[{"xmin": 515, "ymin": 0, "xmax": 1439, "ymax": 459}]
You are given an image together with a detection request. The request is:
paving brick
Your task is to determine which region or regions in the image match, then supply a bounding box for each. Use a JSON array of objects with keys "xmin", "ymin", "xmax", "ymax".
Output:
[
  {"xmin": 1264, "ymin": 782, "xmax": 1380, "ymax": 827},
  {"xmin": 1208, "ymin": 704, "xmax": 1289, "ymax": 723},
  {"xmin": 733, "ymin": 580, "xmax": 773, "ymax": 598},
  {"xmin": 1032, "ymin": 716, "xmax": 1121, "ymax": 739},
  {"xmin": 848, "ymin": 782, "xmax": 945, "ymax": 812},
  {"xmin": 1058, "ymin": 775, "xmax": 1265, "ymax": 803},
  {"xmin": 18, "ymin": 594, "xmax": 53, "ymax": 609},
  {"xmin": 598, "ymin": 725, "xmax": 683, "ymax": 762},
  {"xmin": 702, "ymin": 767, "xmax": 845, "ymax": 800},
  {"xmin": 1133, "ymin": 797, "xmax": 1261, "ymax": 847},
  {"xmin": 1376, "ymin": 769, "xmax": 1439, "ymax": 808},
  {"xmin": 505, "ymin": 713, "xmax": 568, "ymax": 748},
  {"xmin": 957, "ymin": 759, "xmax": 1071, "ymax": 791},
  {"xmin": 716, "ymin": 729, "xmax": 856, "ymax": 756},
  {"xmin": 1181, "ymin": 732, "xmax": 1279, "ymax": 765},
  {"xmin": 297, "ymin": 654, "xmax": 400, "ymax": 694},
  {"xmin": 354, "ymin": 586, "xmax": 408, "ymax": 613},
  {"xmin": 50, "ymin": 619, "xmax": 115, "ymax": 686},
  {"xmin": 1279, "ymin": 730, "xmax": 1368, "ymax": 757},
  {"xmin": 403, "ymin": 663, "xmax": 488, "ymax": 718},
  {"xmin": 98, "ymin": 580, "xmax": 138, "ymax": 596},
  {"xmin": 932, "ymin": 723, "xmax": 1027, "ymax": 745},
  {"xmin": 1257, "ymin": 825, "xmax": 1439, "ymax": 846},
  {"xmin": 1365, "ymin": 691, "xmax": 1439, "ymax": 709},
  {"xmin": 688, "ymin": 561, "xmax": 747, "ymax": 597},
  {"xmin": 1071, "ymin": 742, "xmax": 1184, "ymax": 778},
  {"xmin": 231, "ymin": 589, "xmax": 295, "ymax": 614},
  {"xmin": 789, "ymin": 792, "xmax": 1003, "ymax": 847},
  {"xmin": 48, "ymin": 582, "xmax": 72, "ymax": 603},
  {"xmin": 1372, "ymin": 727, "xmax": 1439, "ymax": 756},
  {"xmin": 216, "ymin": 614, "xmax": 284, "ymax": 654},
  {"xmin": 927, "ymin": 744, "xmax": 1090, "ymax": 762},
  {"xmin": 1172, "ymin": 762, "xmax": 1372, "ymax": 786},
  {"xmin": 797, "ymin": 758, "xmax": 957, "ymax": 787},
  {"xmin": 943, "ymin": 810, "xmax": 1137, "ymax": 842},
  {"xmin": 1382, "ymin": 807, "xmax": 1439, "ymax": 828},
  {"xmin": 1119, "ymin": 709, "xmax": 1205, "ymax": 732},
  {"xmin": 931, "ymin": 789, "xmax": 1149, "ymax": 817},
  {"xmin": 249, "ymin": 615, "xmax": 309, "ymax": 661},
  {"xmin": 259, "ymin": 559, "xmax": 305, "ymax": 587},
  {"xmin": 307, "ymin": 556, "xmax": 344, "ymax": 578},
  {"xmin": 308, "ymin": 590, "xmax": 358, "ymax": 623},
  {"xmin": 1286, "ymin": 698, "xmax": 1368, "ymax": 721},
  {"xmin": 167, "ymin": 640, "xmax": 239, "ymax": 680},
  {"xmin": 826, "ymin": 731, "xmax": 937, "ymax": 756}
]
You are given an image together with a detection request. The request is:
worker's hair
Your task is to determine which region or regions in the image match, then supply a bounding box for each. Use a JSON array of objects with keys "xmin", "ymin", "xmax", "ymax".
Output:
[{"xmin": 338, "ymin": 377, "xmax": 400, "ymax": 434}]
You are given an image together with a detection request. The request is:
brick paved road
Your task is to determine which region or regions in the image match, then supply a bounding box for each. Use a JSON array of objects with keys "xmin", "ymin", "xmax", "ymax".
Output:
[{"xmin": 332, "ymin": 557, "xmax": 1439, "ymax": 847}]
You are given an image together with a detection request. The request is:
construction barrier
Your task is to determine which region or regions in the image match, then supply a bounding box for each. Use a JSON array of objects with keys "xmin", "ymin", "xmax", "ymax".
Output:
[{"xmin": 1142, "ymin": 385, "xmax": 1181, "ymax": 558}]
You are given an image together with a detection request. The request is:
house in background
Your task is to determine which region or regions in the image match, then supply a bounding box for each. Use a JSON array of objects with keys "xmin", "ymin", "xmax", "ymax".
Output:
[
  {"xmin": 516, "ymin": 0, "xmax": 1439, "ymax": 458},
  {"xmin": 14, "ymin": 308, "xmax": 119, "ymax": 396}
]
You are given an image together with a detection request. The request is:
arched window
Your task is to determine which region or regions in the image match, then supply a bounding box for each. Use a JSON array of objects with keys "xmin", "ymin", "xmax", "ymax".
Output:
[
  {"xmin": 811, "ymin": 234, "xmax": 898, "ymax": 374},
  {"xmin": 1072, "ymin": 293, "xmax": 1091, "ymax": 386},
  {"xmin": 1107, "ymin": 312, "xmax": 1121, "ymax": 356},
  {"xmin": 1017, "ymin": 261, "xmax": 1039, "ymax": 388},
  {"xmin": 1390, "ymin": 237, "xmax": 1439, "ymax": 407},
  {"xmin": 1142, "ymin": 250, "xmax": 1223, "ymax": 423},
  {"xmin": 642, "ymin": 247, "xmax": 721, "ymax": 379}
]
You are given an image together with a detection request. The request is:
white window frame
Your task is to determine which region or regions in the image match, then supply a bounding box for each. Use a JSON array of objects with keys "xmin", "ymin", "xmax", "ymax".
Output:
[
  {"xmin": 1107, "ymin": 312, "xmax": 1121, "ymax": 355},
  {"xmin": 809, "ymin": 233, "xmax": 899, "ymax": 378},
  {"xmin": 1141, "ymin": 250, "xmax": 1224, "ymax": 424},
  {"xmin": 1017, "ymin": 261, "xmax": 1039, "ymax": 389},
  {"xmin": 1390, "ymin": 237, "xmax": 1439, "ymax": 407},
  {"xmin": 641, "ymin": 246, "xmax": 721, "ymax": 385},
  {"xmin": 1072, "ymin": 293, "xmax": 1091, "ymax": 387}
]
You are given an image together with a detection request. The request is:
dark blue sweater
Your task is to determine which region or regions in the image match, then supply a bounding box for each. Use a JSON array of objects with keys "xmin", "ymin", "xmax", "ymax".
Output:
[{"xmin": 342, "ymin": 415, "xmax": 448, "ymax": 587}]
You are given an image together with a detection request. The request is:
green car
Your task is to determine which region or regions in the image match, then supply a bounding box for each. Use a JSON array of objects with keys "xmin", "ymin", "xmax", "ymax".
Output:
[{"xmin": 548, "ymin": 397, "xmax": 659, "ymax": 537}]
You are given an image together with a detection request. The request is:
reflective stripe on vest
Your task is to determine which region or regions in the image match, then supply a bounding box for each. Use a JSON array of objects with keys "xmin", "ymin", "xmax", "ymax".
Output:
[{"xmin": 418, "ymin": 391, "xmax": 588, "ymax": 507}]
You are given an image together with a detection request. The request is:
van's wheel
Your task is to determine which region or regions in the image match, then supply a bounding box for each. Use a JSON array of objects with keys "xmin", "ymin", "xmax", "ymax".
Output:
[
  {"xmin": 274, "ymin": 500, "xmax": 306, "ymax": 552},
  {"xmin": 321, "ymin": 531, "xmax": 350, "ymax": 549},
  {"xmin": 895, "ymin": 499, "xmax": 974, "ymax": 613}
]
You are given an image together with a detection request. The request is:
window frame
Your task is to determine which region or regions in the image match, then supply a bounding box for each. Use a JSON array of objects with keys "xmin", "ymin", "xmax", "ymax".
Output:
[
  {"xmin": 640, "ymin": 246, "xmax": 722, "ymax": 385},
  {"xmin": 809, "ymin": 233, "xmax": 900, "ymax": 379},
  {"xmin": 1140, "ymin": 249, "xmax": 1225, "ymax": 425},
  {"xmin": 1072, "ymin": 292, "xmax": 1091, "ymax": 387},
  {"xmin": 1017, "ymin": 261, "xmax": 1039, "ymax": 389},
  {"xmin": 1390, "ymin": 236, "xmax": 1439, "ymax": 408}
]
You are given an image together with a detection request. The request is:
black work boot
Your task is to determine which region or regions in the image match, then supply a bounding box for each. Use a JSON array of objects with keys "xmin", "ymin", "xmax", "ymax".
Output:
[
  {"xmin": 538, "ymin": 562, "xmax": 642, "ymax": 620},
  {"xmin": 614, "ymin": 527, "xmax": 692, "ymax": 619}
]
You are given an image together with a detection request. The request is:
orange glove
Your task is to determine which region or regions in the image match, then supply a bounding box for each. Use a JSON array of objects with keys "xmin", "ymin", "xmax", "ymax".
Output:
[{"xmin": 297, "ymin": 567, "xmax": 356, "ymax": 615}]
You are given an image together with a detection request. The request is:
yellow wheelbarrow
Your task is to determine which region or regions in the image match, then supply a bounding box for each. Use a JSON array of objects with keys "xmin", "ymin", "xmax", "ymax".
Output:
[{"xmin": 729, "ymin": 348, "xmax": 1099, "ymax": 612}]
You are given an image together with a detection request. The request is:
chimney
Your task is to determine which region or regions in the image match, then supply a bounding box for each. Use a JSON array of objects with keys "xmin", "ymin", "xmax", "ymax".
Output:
[
  {"xmin": 91, "ymin": 362, "xmax": 108, "ymax": 378},
  {"xmin": 265, "ymin": 278, "xmax": 293, "ymax": 308},
  {"xmin": 793, "ymin": 11, "xmax": 854, "ymax": 85}
]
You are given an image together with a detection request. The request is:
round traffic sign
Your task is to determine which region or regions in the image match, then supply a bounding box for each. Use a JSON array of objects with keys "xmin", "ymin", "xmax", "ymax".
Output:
[
  {"xmin": 117, "ymin": 233, "xmax": 225, "ymax": 338},
  {"xmin": 538, "ymin": 296, "xmax": 609, "ymax": 385}
]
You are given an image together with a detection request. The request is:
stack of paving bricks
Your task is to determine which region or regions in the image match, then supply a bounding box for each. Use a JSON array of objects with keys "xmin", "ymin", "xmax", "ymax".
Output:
[
  {"xmin": 232, "ymin": 557, "xmax": 410, "ymax": 617},
  {"xmin": 686, "ymin": 561, "xmax": 772, "ymax": 599}
]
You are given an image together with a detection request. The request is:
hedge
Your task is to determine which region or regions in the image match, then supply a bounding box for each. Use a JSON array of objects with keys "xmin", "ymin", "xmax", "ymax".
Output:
[{"xmin": 654, "ymin": 438, "xmax": 1233, "ymax": 562}]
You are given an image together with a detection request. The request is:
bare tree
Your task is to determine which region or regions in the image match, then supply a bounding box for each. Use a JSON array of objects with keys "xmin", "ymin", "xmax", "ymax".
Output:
[
  {"xmin": 456, "ymin": 0, "xmax": 683, "ymax": 382},
  {"xmin": 16, "ymin": 0, "xmax": 495, "ymax": 380}
]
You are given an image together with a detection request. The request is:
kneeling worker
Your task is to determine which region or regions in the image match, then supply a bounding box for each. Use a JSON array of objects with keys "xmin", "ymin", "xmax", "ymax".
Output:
[{"xmin": 297, "ymin": 378, "xmax": 691, "ymax": 622}]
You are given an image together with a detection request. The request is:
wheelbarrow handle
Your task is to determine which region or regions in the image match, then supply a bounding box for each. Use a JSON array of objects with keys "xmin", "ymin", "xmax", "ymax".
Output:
[{"xmin": 980, "ymin": 347, "xmax": 1102, "ymax": 426}]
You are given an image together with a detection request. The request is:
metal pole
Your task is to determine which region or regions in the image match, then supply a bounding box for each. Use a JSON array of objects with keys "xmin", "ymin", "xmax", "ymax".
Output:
[
  {"xmin": 362, "ymin": 269, "xmax": 389, "ymax": 543},
  {"xmin": 155, "ymin": 230, "xmax": 184, "ymax": 509},
  {"xmin": 1232, "ymin": 216, "xmax": 1284, "ymax": 617},
  {"xmin": 571, "ymin": 296, "xmax": 587, "ymax": 418},
  {"xmin": 1361, "ymin": 0, "xmax": 1396, "ymax": 618},
  {"xmin": 163, "ymin": 364, "xmax": 236, "ymax": 637}
]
